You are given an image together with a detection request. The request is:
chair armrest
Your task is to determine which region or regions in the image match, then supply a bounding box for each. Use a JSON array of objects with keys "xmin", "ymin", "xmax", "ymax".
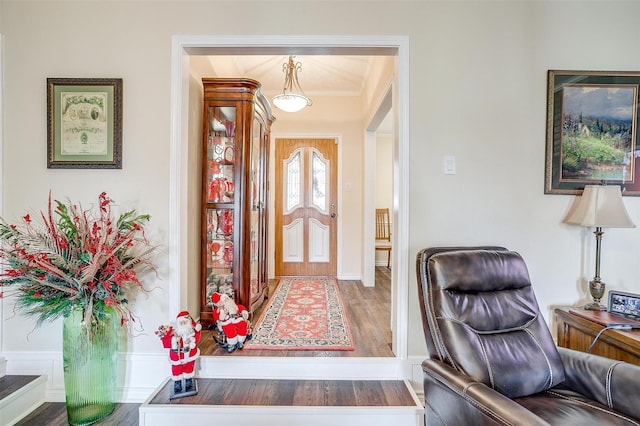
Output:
[
  {"xmin": 422, "ymin": 359, "xmax": 551, "ymax": 425},
  {"xmin": 558, "ymin": 347, "xmax": 640, "ymax": 420}
]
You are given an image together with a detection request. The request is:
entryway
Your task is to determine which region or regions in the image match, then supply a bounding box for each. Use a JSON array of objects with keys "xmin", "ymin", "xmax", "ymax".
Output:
[{"xmin": 198, "ymin": 267, "xmax": 393, "ymax": 357}]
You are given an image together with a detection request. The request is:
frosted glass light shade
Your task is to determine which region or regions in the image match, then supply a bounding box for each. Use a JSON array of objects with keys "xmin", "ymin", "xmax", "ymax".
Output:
[
  {"xmin": 565, "ymin": 185, "xmax": 635, "ymax": 228},
  {"xmin": 272, "ymin": 93, "xmax": 310, "ymax": 113}
]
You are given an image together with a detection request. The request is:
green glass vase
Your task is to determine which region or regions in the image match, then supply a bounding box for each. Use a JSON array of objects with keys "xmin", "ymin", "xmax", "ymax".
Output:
[{"xmin": 63, "ymin": 306, "xmax": 118, "ymax": 426}]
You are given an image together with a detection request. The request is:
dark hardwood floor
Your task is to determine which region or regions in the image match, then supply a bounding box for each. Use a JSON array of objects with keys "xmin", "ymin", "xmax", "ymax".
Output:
[
  {"xmin": 149, "ymin": 378, "xmax": 416, "ymax": 407},
  {"xmin": 199, "ymin": 267, "xmax": 393, "ymax": 357},
  {"xmin": 15, "ymin": 403, "xmax": 139, "ymax": 426},
  {"xmin": 21, "ymin": 376, "xmax": 417, "ymax": 425}
]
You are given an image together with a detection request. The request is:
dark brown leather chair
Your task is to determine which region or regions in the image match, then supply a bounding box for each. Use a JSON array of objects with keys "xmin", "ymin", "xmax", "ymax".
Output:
[{"xmin": 416, "ymin": 247, "xmax": 640, "ymax": 425}]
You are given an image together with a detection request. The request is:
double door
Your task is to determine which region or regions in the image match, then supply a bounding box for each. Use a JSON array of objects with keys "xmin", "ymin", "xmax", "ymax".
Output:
[{"xmin": 275, "ymin": 138, "xmax": 337, "ymax": 276}]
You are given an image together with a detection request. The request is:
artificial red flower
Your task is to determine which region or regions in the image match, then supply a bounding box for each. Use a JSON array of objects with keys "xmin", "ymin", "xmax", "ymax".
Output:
[{"xmin": 0, "ymin": 192, "xmax": 156, "ymax": 329}]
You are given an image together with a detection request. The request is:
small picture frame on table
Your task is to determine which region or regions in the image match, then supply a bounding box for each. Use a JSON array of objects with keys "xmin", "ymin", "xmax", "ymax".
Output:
[
  {"xmin": 545, "ymin": 70, "xmax": 640, "ymax": 195},
  {"xmin": 47, "ymin": 78, "xmax": 122, "ymax": 169}
]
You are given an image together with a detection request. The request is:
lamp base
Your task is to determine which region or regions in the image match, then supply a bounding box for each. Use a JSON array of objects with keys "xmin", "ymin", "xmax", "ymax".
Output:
[
  {"xmin": 585, "ymin": 279, "xmax": 607, "ymax": 311},
  {"xmin": 584, "ymin": 302, "xmax": 607, "ymax": 311}
]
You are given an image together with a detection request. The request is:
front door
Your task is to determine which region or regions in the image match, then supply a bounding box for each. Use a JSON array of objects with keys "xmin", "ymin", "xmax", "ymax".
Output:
[{"xmin": 275, "ymin": 138, "xmax": 337, "ymax": 276}]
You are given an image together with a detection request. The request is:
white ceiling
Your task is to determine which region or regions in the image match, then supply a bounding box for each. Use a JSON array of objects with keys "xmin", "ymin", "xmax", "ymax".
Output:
[
  {"xmin": 205, "ymin": 55, "xmax": 374, "ymax": 97},
  {"xmin": 198, "ymin": 54, "xmax": 393, "ymax": 132}
]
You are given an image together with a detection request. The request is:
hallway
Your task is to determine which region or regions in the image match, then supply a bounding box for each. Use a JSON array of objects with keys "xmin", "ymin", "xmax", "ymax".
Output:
[{"xmin": 199, "ymin": 267, "xmax": 393, "ymax": 357}]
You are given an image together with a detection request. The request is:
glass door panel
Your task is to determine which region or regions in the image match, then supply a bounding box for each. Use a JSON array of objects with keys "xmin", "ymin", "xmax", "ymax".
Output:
[
  {"xmin": 207, "ymin": 106, "xmax": 236, "ymax": 203},
  {"xmin": 249, "ymin": 119, "xmax": 261, "ymax": 298},
  {"xmin": 205, "ymin": 208, "xmax": 235, "ymax": 303}
]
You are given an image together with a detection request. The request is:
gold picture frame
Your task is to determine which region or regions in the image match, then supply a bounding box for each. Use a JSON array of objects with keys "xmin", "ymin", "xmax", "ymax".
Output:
[
  {"xmin": 545, "ymin": 70, "xmax": 640, "ymax": 195},
  {"xmin": 47, "ymin": 78, "xmax": 122, "ymax": 169}
]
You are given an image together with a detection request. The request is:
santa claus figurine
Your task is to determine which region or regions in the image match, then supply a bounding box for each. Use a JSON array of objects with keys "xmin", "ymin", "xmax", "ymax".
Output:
[
  {"xmin": 211, "ymin": 292, "xmax": 249, "ymax": 353},
  {"xmin": 156, "ymin": 311, "xmax": 202, "ymax": 398}
]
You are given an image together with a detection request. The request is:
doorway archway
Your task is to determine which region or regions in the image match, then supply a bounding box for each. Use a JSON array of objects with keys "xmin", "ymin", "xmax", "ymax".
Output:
[{"xmin": 169, "ymin": 35, "xmax": 410, "ymax": 378}]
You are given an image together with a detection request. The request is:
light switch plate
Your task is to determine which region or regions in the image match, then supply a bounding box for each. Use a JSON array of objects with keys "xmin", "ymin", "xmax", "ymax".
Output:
[{"xmin": 443, "ymin": 155, "xmax": 456, "ymax": 175}]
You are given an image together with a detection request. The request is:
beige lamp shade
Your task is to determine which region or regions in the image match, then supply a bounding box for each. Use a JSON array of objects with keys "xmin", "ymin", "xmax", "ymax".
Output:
[{"xmin": 565, "ymin": 185, "xmax": 635, "ymax": 228}]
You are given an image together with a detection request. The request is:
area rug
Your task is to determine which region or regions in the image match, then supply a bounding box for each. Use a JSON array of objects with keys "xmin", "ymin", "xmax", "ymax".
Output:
[{"xmin": 245, "ymin": 277, "xmax": 354, "ymax": 351}]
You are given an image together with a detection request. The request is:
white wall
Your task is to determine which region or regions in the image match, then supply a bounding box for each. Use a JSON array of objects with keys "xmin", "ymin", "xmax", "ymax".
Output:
[{"xmin": 2, "ymin": 0, "xmax": 640, "ymax": 398}]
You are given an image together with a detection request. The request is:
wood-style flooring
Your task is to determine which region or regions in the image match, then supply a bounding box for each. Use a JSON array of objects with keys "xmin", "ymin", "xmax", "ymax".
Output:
[
  {"xmin": 15, "ymin": 403, "xmax": 139, "ymax": 426},
  {"xmin": 17, "ymin": 378, "xmax": 416, "ymax": 426},
  {"xmin": 199, "ymin": 267, "xmax": 393, "ymax": 357},
  {"xmin": 148, "ymin": 378, "xmax": 416, "ymax": 407}
]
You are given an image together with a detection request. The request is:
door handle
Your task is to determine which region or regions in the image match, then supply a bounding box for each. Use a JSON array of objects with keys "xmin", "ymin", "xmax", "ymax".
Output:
[{"xmin": 330, "ymin": 213, "xmax": 336, "ymax": 218}]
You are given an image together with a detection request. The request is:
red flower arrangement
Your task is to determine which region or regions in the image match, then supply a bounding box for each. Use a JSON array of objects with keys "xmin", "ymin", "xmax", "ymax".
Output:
[{"xmin": 0, "ymin": 192, "xmax": 156, "ymax": 328}]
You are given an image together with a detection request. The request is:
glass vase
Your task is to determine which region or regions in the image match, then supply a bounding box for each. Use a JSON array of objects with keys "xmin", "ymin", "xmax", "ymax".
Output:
[{"xmin": 63, "ymin": 306, "xmax": 118, "ymax": 426}]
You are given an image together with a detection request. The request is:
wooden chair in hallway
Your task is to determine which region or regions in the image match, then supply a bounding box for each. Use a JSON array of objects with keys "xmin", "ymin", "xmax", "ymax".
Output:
[{"xmin": 375, "ymin": 208, "xmax": 392, "ymax": 268}]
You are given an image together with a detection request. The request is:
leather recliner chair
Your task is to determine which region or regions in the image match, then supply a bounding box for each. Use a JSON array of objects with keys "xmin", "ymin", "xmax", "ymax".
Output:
[{"xmin": 416, "ymin": 247, "xmax": 640, "ymax": 425}]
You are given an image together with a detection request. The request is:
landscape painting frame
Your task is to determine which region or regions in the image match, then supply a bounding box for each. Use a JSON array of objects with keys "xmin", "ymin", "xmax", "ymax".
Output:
[{"xmin": 545, "ymin": 70, "xmax": 640, "ymax": 196}]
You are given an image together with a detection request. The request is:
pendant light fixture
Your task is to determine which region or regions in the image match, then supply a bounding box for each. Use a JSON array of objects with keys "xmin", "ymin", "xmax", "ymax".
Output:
[{"xmin": 272, "ymin": 56, "xmax": 312, "ymax": 113}]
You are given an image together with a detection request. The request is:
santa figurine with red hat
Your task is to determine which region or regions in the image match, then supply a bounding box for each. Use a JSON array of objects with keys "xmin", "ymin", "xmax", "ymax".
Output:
[
  {"xmin": 155, "ymin": 311, "xmax": 202, "ymax": 398},
  {"xmin": 211, "ymin": 292, "xmax": 249, "ymax": 353}
]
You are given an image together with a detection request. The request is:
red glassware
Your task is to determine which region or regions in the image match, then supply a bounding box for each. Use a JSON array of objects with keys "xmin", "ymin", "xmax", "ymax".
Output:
[
  {"xmin": 209, "ymin": 179, "xmax": 221, "ymax": 202},
  {"xmin": 210, "ymin": 241, "xmax": 221, "ymax": 257},
  {"xmin": 223, "ymin": 245, "xmax": 234, "ymax": 265},
  {"xmin": 218, "ymin": 210, "xmax": 233, "ymax": 236}
]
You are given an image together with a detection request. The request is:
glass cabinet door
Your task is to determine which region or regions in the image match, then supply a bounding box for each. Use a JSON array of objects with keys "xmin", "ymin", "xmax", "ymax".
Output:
[
  {"xmin": 249, "ymin": 118, "xmax": 261, "ymax": 300},
  {"xmin": 205, "ymin": 208, "xmax": 234, "ymax": 302},
  {"xmin": 205, "ymin": 105, "xmax": 236, "ymax": 303},
  {"xmin": 206, "ymin": 106, "xmax": 236, "ymax": 204}
]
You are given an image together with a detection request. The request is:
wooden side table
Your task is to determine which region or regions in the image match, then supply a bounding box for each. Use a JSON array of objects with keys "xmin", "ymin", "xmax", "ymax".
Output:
[{"xmin": 555, "ymin": 307, "xmax": 640, "ymax": 366}]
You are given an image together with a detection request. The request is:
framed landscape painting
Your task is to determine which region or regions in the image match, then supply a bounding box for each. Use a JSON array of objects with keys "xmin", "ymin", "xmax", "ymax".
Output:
[
  {"xmin": 47, "ymin": 78, "xmax": 122, "ymax": 169},
  {"xmin": 545, "ymin": 70, "xmax": 640, "ymax": 195}
]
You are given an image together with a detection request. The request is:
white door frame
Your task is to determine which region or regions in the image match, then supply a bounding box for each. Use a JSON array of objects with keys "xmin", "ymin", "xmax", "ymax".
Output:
[
  {"xmin": 0, "ymin": 34, "xmax": 4, "ymax": 356},
  {"xmin": 363, "ymin": 85, "xmax": 394, "ymax": 288},
  {"xmin": 169, "ymin": 35, "xmax": 410, "ymax": 362}
]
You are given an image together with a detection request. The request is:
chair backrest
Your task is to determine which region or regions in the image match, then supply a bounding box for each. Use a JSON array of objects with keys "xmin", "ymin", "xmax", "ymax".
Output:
[
  {"xmin": 375, "ymin": 208, "xmax": 391, "ymax": 241},
  {"xmin": 416, "ymin": 247, "xmax": 565, "ymax": 398}
]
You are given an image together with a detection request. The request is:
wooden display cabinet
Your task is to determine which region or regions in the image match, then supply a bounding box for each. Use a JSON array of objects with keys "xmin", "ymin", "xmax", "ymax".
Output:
[{"xmin": 200, "ymin": 78, "xmax": 275, "ymax": 326}]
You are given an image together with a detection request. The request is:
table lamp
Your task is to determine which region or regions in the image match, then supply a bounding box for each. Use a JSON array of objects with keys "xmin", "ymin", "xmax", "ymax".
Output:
[{"xmin": 565, "ymin": 184, "xmax": 635, "ymax": 310}]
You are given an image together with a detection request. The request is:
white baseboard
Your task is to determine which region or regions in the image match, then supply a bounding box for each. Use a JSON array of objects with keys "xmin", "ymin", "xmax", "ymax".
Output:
[{"xmin": 337, "ymin": 274, "xmax": 361, "ymax": 280}]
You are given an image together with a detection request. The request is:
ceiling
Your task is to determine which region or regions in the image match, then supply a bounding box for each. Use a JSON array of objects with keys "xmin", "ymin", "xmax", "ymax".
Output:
[
  {"xmin": 205, "ymin": 55, "xmax": 374, "ymax": 97},
  {"xmin": 198, "ymin": 54, "xmax": 393, "ymax": 132}
]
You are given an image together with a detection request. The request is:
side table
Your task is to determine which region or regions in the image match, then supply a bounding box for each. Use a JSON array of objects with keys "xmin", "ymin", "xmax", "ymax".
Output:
[{"xmin": 555, "ymin": 307, "xmax": 640, "ymax": 366}]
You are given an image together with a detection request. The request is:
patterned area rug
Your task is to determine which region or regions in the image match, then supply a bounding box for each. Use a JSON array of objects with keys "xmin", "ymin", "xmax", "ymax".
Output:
[{"xmin": 245, "ymin": 277, "xmax": 354, "ymax": 351}]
